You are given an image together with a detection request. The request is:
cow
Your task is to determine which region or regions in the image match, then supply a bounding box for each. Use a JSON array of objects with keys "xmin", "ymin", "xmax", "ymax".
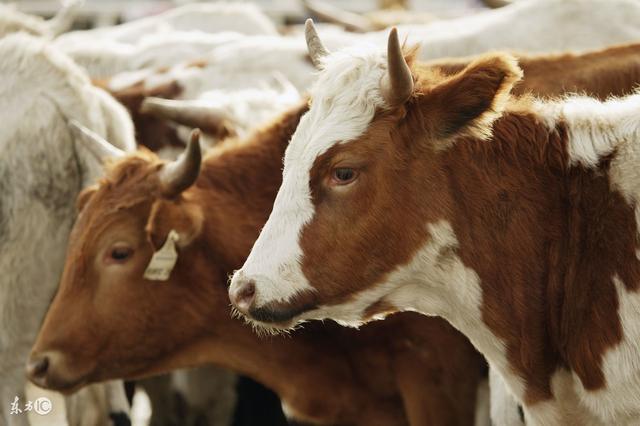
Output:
[
  {"xmin": 229, "ymin": 21, "xmax": 640, "ymax": 425},
  {"xmin": 26, "ymin": 106, "xmax": 489, "ymax": 426},
  {"xmin": 0, "ymin": 33, "xmax": 135, "ymax": 425},
  {"xmin": 57, "ymin": 31, "xmax": 246, "ymax": 80},
  {"xmin": 55, "ymin": 2, "xmax": 277, "ymax": 46}
]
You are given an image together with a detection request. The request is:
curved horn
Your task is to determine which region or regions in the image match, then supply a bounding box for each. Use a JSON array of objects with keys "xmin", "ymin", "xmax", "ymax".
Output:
[
  {"xmin": 141, "ymin": 97, "xmax": 234, "ymax": 138},
  {"xmin": 380, "ymin": 28, "xmax": 414, "ymax": 106},
  {"xmin": 305, "ymin": 19, "xmax": 330, "ymax": 69},
  {"xmin": 69, "ymin": 120, "xmax": 125, "ymax": 161},
  {"xmin": 159, "ymin": 129, "xmax": 202, "ymax": 198}
]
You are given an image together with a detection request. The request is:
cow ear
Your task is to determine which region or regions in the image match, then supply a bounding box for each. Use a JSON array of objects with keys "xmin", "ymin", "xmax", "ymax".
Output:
[
  {"xmin": 145, "ymin": 199, "xmax": 204, "ymax": 250},
  {"xmin": 420, "ymin": 53, "xmax": 522, "ymax": 141},
  {"xmin": 76, "ymin": 185, "xmax": 98, "ymax": 212}
]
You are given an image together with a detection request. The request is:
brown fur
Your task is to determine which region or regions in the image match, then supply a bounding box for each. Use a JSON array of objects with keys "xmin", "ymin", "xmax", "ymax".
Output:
[
  {"xmin": 30, "ymin": 102, "xmax": 486, "ymax": 425},
  {"xmin": 428, "ymin": 42, "xmax": 640, "ymax": 101}
]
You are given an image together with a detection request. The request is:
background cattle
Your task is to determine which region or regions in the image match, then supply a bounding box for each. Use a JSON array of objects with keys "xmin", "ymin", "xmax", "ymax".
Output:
[{"xmin": 0, "ymin": 33, "xmax": 134, "ymax": 425}]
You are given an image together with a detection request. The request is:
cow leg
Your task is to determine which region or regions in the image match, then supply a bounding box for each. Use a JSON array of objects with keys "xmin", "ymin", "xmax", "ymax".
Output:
[
  {"xmin": 171, "ymin": 366, "xmax": 238, "ymax": 426},
  {"xmin": 136, "ymin": 374, "xmax": 179, "ymax": 426}
]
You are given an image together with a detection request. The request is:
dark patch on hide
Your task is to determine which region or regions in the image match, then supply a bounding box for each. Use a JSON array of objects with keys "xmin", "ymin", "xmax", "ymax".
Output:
[
  {"xmin": 0, "ymin": 165, "xmax": 11, "ymax": 244},
  {"xmin": 28, "ymin": 150, "xmax": 81, "ymax": 219}
]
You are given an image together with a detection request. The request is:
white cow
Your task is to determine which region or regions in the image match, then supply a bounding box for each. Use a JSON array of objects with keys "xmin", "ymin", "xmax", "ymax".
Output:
[
  {"xmin": 0, "ymin": 33, "xmax": 135, "ymax": 425},
  {"xmin": 57, "ymin": 31, "xmax": 246, "ymax": 79},
  {"xmin": 55, "ymin": 2, "xmax": 277, "ymax": 47},
  {"xmin": 97, "ymin": 0, "xmax": 640, "ymax": 104},
  {"xmin": 408, "ymin": 0, "xmax": 640, "ymax": 59}
]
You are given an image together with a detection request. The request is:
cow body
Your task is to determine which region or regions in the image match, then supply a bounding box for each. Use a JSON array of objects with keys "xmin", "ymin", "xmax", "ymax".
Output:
[
  {"xmin": 0, "ymin": 33, "xmax": 134, "ymax": 425},
  {"xmin": 231, "ymin": 23, "xmax": 640, "ymax": 425}
]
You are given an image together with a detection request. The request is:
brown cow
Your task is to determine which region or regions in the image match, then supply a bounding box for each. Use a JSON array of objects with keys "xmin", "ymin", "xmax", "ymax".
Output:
[
  {"xmin": 230, "ymin": 22, "xmax": 640, "ymax": 424},
  {"xmin": 26, "ymin": 104, "xmax": 487, "ymax": 426}
]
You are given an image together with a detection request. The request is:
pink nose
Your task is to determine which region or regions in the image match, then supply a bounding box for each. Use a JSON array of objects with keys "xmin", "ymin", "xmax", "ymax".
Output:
[{"xmin": 230, "ymin": 278, "xmax": 256, "ymax": 314}]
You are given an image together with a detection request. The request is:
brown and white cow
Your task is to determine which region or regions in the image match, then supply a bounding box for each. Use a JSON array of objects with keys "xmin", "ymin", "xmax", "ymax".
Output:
[
  {"xmin": 26, "ymin": 106, "xmax": 488, "ymax": 426},
  {"xmin": 230, "ymin": 21, "xmax": 640, "ymax": 424}
]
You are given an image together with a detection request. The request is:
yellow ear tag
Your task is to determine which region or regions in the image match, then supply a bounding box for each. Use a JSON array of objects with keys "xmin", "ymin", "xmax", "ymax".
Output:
[{"xmin": 144, "ymin": 230, "xmax": 180, "ymax": 281}]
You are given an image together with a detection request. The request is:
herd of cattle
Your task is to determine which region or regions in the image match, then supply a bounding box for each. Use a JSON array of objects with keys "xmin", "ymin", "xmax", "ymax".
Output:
[{"xmin": 3, "ymin": 0, "xmax": 640, "ymax": 425}]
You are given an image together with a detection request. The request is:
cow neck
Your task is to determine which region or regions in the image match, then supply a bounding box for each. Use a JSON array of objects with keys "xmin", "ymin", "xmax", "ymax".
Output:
[
  {"xmin": 173, "ymin": 102, "xmax": 363, "ymax": 407},
  {"xmin": 381, "ymin": 108, "xmax": 570, "ymax": 402}
]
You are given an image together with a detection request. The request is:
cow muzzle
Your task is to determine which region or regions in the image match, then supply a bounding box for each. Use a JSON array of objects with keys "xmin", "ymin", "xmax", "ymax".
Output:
[
  {"xmin": 229, "ymin": 272, "xmax": 317, "ymax": 328},
  {"xmin": 26, "ymin": 350, "xmax": 89, "ymax": 393}
]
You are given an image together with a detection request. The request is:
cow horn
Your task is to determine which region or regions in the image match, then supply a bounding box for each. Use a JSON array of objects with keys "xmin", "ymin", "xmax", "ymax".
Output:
[
  {"xmin": 141, "ymin": 97, "xmax": 234, "ymax": 138},
  {"xmin": 159, "ymin": 129, "xmax": 202, "ymax": 198},
  {"xmin": 380, "ymin": 28, "xmax": 413, "ymax": 106},
  {"xmin": 305, "ymin": 19, "xmax": 330, "ymax": 69},
  {"xmin": 69, "ymin": 120, "xmax": 125, "ymax": 161}
]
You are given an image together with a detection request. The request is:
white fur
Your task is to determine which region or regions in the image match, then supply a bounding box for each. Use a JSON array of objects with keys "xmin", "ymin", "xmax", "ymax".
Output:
[
  {"xmin": 0, "ymin": 34, "xmax": 133, "ymax": 425},
  {"xmin": 170, "ymin": 36, "xmax": 317, "ymax": 96},
  {"xmin": 57, "ymin": 31, "xmax": 245, "ymax": 78},
  {"xmin": 538, "ymin": 94, "xmax": 640, "ymax": 169},
  {"xmin": 318, "ymin": 0, "xmax": 640, "ymax": 61}
]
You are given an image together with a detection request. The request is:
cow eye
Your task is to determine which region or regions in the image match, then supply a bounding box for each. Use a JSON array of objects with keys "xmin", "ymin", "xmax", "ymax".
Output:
[
  {"xmin": 110, "ymin": 246, "xmax": 133, "ymax": 262},
  {"xmin": 331, "ymin": 168, "xmax": 358, "ymax": 185}
]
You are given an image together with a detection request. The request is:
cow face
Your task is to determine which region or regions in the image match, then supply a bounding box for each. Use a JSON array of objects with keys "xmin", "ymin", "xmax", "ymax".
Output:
[
  {"xmin": 27, "ymin": 133, "xmax": 207, "ymax": 393},
  {"xmin": 229, "ymin": 22, "xmax": 521, "ymax": 330}
]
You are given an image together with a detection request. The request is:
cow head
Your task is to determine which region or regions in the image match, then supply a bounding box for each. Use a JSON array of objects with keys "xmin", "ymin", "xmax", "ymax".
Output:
[
  {"xmin": 229, "ymin": 21, "xmax": 522, "ymax": 329},
  {"xmin": 27, "ymin": 128, "xmax": 207, "ymax": 392}
]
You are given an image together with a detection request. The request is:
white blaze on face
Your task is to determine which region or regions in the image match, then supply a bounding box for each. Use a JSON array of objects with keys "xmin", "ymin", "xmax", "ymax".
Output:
[{"xmin": 232, "ymin": 43, "xmax": 392, "ymax": 307}]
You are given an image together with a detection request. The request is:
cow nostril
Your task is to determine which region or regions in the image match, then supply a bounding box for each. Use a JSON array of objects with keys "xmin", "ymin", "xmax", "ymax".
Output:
[
  {"xmin": 231, "ymin": 279, "xmax": 257, "ymax": 312},
  {"xmin": 27, "ymin": 355, "xmax": 49, "ymax": 379}
]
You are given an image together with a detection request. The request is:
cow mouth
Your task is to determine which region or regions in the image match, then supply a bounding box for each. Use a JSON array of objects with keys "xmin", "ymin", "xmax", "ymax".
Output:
[
  {"xmin": 29, "ymin": 372, "xmax": 90, "ymax": 395},
  {"xmin": 232, "ymin": 302, "xmax": 316, "ymax": 335}
]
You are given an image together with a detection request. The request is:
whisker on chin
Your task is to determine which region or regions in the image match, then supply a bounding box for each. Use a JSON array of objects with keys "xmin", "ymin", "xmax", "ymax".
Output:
[{"xmin": 228, "ymin": 305, "xmax": 305, "ymax": 338}]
